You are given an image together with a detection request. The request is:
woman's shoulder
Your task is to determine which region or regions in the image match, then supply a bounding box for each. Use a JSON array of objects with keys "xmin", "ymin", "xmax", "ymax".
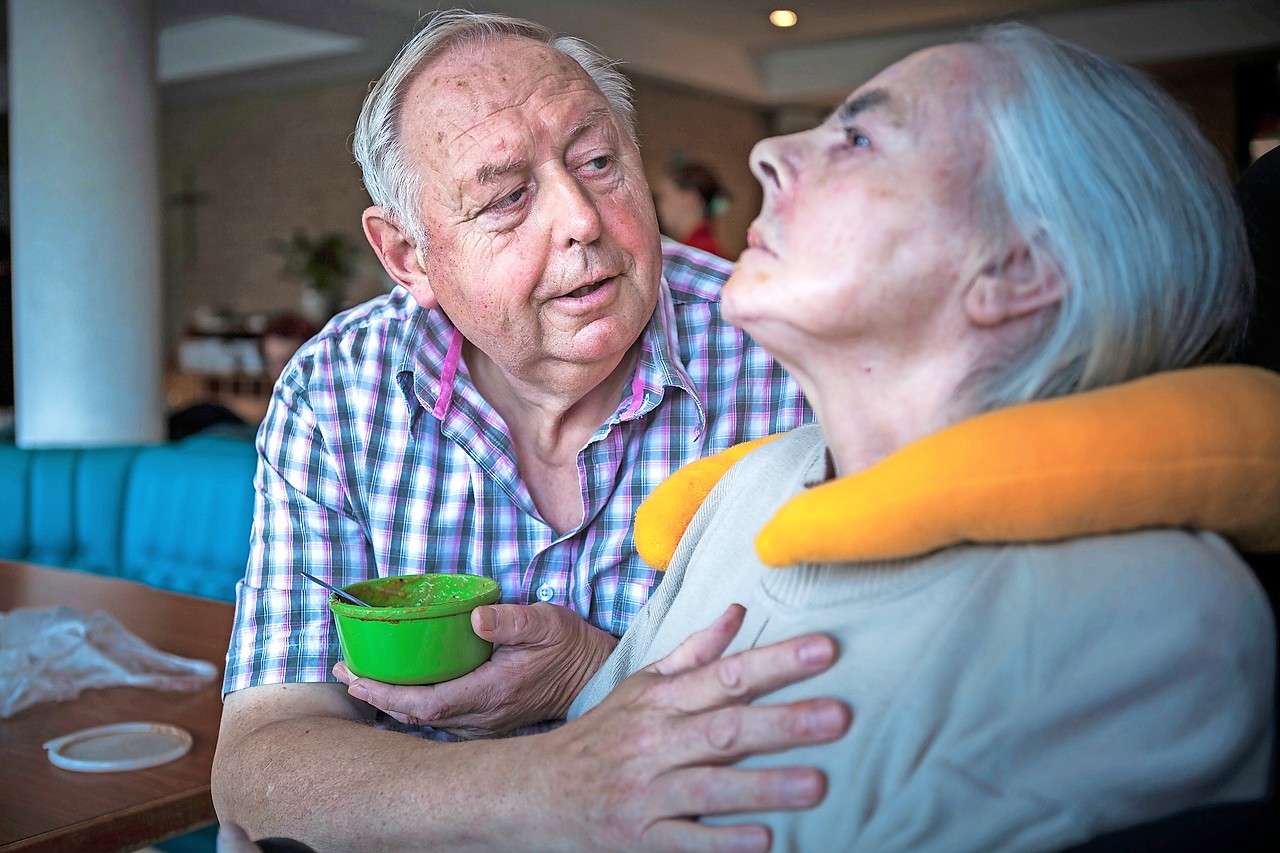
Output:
[
  {"xmin": 1031, "ymin": 528, "xmax": 1263, "ymax": 594},
  {"xmin": 1014, "ymin": 529, "xmax": 1274, "ymax": 659}
]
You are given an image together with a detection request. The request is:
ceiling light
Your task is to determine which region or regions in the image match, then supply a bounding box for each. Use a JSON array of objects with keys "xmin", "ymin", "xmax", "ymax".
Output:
[{"xmin": 769, "ymin": 10, "xmax": 798, "ymax": 28}]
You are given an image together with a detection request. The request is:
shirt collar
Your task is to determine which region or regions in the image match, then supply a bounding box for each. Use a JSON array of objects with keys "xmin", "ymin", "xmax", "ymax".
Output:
[
  {"xmin": 394, "ymin": 294, "xmax": 455, "ymax": 428},
  {"xmin": 394, "ymin": 278, "xmax": 703, "ymax": 429},
  {"xmin": 624, "ymin": 279, "xmax": 702, "ymax": 424}
]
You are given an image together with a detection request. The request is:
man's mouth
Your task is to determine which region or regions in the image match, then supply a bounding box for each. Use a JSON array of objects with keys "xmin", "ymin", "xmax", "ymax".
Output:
[{"xmin": 563, "ymin": 278, "xmax": 610, "ymax": 298}]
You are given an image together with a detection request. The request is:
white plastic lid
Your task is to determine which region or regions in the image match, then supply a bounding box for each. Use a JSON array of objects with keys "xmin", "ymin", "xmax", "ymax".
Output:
[{"xmin": 42, "ymin": 722, "xmax": 193, "ymax": 773}]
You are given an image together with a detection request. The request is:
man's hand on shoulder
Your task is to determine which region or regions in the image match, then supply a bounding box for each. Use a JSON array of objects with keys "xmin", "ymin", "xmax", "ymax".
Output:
[
  {"xmin": 333, "ymin": 603, "xmax": 618, "ymax": 737},
  {"xmin": 530, "ymin": 604, "xmax": 852, "ymax": 852}
]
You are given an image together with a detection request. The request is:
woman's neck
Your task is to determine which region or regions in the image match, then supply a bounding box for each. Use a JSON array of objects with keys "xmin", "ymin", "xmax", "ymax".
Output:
[{"xmin": 796, "ymin": 353, "xmax": 978, "ymax": 478}]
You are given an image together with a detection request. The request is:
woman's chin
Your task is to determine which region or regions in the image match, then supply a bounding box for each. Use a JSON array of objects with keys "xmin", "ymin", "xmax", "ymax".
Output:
[{"xmin": 723, "ymin": 261, "xmax": 774, "ymax": 325}]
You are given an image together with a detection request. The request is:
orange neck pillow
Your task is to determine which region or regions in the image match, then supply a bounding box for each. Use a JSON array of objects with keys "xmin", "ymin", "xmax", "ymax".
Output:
[{"xmin": 636, "ymin": 365, "xmax": 1280, "ymax": 569}]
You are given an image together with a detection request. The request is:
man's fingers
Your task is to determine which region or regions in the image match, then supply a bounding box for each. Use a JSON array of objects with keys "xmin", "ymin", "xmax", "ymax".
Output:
[
  {"xmin": 334, "ymin": 658, "xmax": 514, "ymax": 730},
  {"xmin": 653, "ymin": 765, "xmax": 828, "ymax": 818},
  {"xmin": 650, "ymin": 604, "xmax": 747, "ymax": 678},
  {"xmin": 637, "ymin": 764, "xmax": 829, "ymax": 852},
  {"xmin": 333, "ymin": 666, "xmax": 445, "ymax": 721},
  {"xmin": 331, "ymin": 661, "xmax": 354, "ymax": 684},
  {"xmin": 658, "ymin": 697, "xmax": 850, "ymax": 767},
  {"xmin": 470, "ymin": 602, "xmax": 567, "ymax": 645},
  {"xmin": 655, "ymin": 632, "xmax": 839, "ymax": 714},
  {"xmin": 642, "ymin": 819, "xmax": 771, "ymax": 853}
]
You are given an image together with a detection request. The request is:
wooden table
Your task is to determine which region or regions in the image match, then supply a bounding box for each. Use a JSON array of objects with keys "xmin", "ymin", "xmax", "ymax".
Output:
[{"xmin": 0, "ymin": 560, "xmax": 234, "ymax": 852}]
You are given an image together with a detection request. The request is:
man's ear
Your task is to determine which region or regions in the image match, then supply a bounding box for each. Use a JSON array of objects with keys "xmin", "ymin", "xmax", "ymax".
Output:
[
  {"xmin": 964, "ymin": 244, "xmax": 1063, "ymax": 328},
  {"xmin": 361, "ymin": 206, "xmax": 437, "ymax": 308}
]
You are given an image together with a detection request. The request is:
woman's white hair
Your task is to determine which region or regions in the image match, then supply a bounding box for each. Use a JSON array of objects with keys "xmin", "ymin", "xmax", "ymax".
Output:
[
  {"xmin": 352, "ymin": 9, "xmax": 636, "ymax": 247},
  {"xmin": 964, "ymin": 23, "xmax": 1253, "ymax": 411}
]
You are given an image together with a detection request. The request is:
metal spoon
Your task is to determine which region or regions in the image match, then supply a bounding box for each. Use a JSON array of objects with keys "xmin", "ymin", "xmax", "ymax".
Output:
[{"xmin": 299, "ymin": 571, "xmax": 373, "ymax": 607}]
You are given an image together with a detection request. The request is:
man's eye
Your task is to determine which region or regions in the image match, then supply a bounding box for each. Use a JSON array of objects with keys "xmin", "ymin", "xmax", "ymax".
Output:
[
  {"xmin": 491, "ymin": 186, "xmax": 526, "ymax": 210},
  {"xmin": 846, "ymin": 128, "xmax": 870, "ymax": 148},
  {"xmin": 585, "ymin": 155, "xmax": 612, "ymax": 171}
]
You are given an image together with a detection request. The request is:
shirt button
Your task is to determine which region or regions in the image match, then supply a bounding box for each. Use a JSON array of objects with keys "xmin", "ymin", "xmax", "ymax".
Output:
[{"xmin": 535, "ymin": 583, "xmax": 555, "ymax": 602}]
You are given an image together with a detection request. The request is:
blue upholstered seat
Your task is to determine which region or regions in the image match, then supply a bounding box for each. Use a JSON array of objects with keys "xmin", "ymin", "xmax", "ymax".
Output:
[{"xmin": 0, "ymin": 437, "xmax": 257, "ymax": 601}]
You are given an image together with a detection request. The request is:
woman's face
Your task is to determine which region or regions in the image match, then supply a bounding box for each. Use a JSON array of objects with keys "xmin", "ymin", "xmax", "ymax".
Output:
[{"xmin": 723, "ymin": 45, "xmax": 991, "ymax": 369}]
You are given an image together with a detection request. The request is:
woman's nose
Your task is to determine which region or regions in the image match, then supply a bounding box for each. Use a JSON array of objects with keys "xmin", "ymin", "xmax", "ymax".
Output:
[{"xmin": 750, "ymin": 135, "xmax": 791, "ymax": 195}]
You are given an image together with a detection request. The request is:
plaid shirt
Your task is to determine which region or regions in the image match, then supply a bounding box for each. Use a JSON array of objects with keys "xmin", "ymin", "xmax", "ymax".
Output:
[{"xmin": 224, "ymin": 240, "xmax": 810, "ymax": 692}]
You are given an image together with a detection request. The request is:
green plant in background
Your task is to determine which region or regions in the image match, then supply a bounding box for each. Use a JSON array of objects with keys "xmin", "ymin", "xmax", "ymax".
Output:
[{"xmin": 273, "ymin": 230, "xmax": 358, "ymax": 318}]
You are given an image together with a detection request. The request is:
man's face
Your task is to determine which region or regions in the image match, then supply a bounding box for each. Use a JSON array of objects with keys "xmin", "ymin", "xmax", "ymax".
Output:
[
  {"xmin": 724, "ymin": 45, "xmax": 990, "ymax": 367},
  {"xmin": 400, "ymin": 37, "xmax": 661, "ymax": 381}
]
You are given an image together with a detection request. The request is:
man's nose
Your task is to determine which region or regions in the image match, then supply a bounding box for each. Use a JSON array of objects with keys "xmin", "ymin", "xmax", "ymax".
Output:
[{"xmin": 550, "ymin": 173, "xmax": 603, "ymax": 247}]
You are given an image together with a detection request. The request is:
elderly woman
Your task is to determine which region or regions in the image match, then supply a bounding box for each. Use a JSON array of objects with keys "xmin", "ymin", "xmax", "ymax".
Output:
[{"xmin": 569, "ymin": 24, "xmax": 1277, "ymax": 853}]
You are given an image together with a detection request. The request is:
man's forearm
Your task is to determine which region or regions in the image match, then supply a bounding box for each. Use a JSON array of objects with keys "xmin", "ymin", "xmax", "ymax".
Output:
[
  {"xmin": 214, "ymin": 615, "xmax": 851, "ymax": 853},
  {"xmin": 213, "ymin": 685, "xmax": 548, "ymax": 852}
]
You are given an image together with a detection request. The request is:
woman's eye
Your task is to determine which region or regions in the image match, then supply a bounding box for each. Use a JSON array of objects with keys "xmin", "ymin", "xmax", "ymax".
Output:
[{"xmin": 846, "ymin": 129, "xmax": 870, "ymax": 148}]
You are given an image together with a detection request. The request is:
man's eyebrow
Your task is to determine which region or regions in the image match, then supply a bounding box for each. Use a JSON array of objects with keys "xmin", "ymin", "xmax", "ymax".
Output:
[
  {"xmin": 470, "ymin": 108, "xmax": 616, "ymax": 186},
  {"xmin": 833, "ymin": 88, "xmax": 895, "ymax": 125},
  {"xmin": 569, "ymin": 108, "xmax": 616, "ymax": 143},
  {"xmin": 474, "ymin": 158, "xmax": 525, "ymax": 186}
]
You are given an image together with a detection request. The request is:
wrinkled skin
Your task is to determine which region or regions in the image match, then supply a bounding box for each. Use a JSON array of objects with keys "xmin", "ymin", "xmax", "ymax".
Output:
[
  {"xmin": 537, "ymin": 604, "xmax": 850, "ymax": 852},
  {"xmin": 216, "ymin": 605, "xmax": 850, "ymax": 852},
  {"xmin": 333, "ymin": 602, "xmax": 618, "ymax": 737}
]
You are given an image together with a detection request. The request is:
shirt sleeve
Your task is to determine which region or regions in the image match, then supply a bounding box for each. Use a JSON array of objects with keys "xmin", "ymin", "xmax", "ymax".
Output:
[{"xmin": 222, "ymin": 371, "xmax": 376, "ymax": 694}]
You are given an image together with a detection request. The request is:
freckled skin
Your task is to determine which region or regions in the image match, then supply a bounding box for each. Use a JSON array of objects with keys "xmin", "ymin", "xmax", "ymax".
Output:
[{"xmin": 400, "ymin": 37, "xmax": 661, "ymax": 394}]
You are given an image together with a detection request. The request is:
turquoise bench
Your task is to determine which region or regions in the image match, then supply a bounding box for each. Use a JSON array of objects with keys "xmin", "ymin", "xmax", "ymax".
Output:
[{"xmin": 0, "ymin": 434, "xmax": 257, "ymax": 601}]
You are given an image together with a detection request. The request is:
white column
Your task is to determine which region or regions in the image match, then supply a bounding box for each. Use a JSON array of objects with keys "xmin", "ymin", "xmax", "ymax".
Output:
[{"xmin": 9, "ymin": 0, "xmax": 163, "ymax": 446}]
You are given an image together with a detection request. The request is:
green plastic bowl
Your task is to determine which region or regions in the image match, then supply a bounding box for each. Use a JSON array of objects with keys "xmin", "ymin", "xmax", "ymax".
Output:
[{"xmin": 329, "ymin": 573, "xmax": 501, "ymax": 685}]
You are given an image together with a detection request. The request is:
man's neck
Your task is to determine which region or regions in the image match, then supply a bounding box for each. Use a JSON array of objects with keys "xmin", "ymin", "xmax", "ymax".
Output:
[{"xmin": 468, "ymin": 341, "xmax": 641, "ymax": 533}]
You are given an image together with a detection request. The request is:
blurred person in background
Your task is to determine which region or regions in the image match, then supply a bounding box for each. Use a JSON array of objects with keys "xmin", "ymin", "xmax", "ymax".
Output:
[
  {"xmin": 258, "ymin": 313, "xmax": 319, "ymax": 379},
  {"xmin": 654, "ymin": 158, "xmax": 731, "ymax": 258}
]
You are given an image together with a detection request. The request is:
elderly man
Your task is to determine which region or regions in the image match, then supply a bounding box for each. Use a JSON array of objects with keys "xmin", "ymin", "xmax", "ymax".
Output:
[
  {"xmin": 572, "ymin": 23, "xmax": 1276, "ymax": 852},
  {"xmin": 212, "ymin": 9, "xmax": 846, "ymax": 852}
]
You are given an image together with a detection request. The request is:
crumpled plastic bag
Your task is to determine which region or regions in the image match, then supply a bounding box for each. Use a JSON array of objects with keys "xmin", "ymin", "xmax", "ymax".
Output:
[{"xmin": 0, "ymin": 605, "xmax": 218, "ymax": 718}]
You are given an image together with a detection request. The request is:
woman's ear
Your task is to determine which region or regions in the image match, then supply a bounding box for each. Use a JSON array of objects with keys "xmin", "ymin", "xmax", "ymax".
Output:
[
  {"xmin": 361, "ymin": 206, "xmax": 437, "ymax": 308},
  {"xmin": 964, "ymin": 244, "xmax": 1062, "ymax": 328}
]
